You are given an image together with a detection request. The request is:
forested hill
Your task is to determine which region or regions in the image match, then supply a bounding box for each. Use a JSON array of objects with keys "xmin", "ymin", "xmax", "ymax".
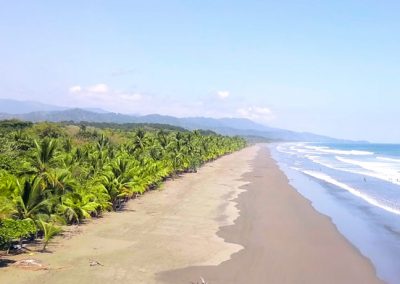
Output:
[{"xmin": 0, "ymin": 107, "xmax": 353, "ymax": 142}]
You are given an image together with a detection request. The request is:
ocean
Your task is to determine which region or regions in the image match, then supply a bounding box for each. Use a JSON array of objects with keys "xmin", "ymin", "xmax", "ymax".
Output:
[{"xmin": 270, "ymin": 143, "xmax": 400, "ymax": 284}]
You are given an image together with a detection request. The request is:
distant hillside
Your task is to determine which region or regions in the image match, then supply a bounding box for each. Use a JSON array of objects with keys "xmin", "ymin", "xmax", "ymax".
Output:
[
  {"xmin": 0, "ymin": 107, "xmax": 353, "ymax": 142},
  {"xmin": 0, "ymin": 99, "xmax": 67, "ymax": 114},
  {"xmin": 0, "ymin": 98, "xmax": 108, "ymax": 114}
]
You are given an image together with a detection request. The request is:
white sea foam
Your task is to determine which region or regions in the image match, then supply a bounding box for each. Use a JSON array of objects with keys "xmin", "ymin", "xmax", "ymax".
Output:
[
  {"xmin": 276, "ymin": 143, "xmax": 313, "ymax": 155},
  {"xmin": 377, "ymin": 157, "xmax": 400, "ymax": 163},
  {"xmin": 304, "ymin": 146, "xmax": 374, "ymax": 156},
  {"xmin": 276, "ymin": 145, "xmax": 287, "ymax": 153},
  {"xmin": 303, "ymin": 154, "xmax": 400, "ymax": 186},
  {"xmin": 305, "ymin": 155, "xmax": 321, "ymax": 162},
  {"xmin": 336, "ymin": 156, "xmax": 400, "ymax": 186},
  {"xmin": 276, "ymin": 146, "xmax": 296, "ymax": 155},
  {"xmin": 304, "ymin": 155, "xmax": 344, "ymax": 171},
  {"xmin": 290, "ymin": 166, "xmax": 302, "ymax": 171},
  {"xmin": 289, "ymin": 145, "xmax": 312, "ymax": 154},
  {"xmin": 304, "ymin": 145, "xmax": 329, "ymax": 150},
  {"xmin": 302, "ymin": 170, "xmax": 400, "ymax": 215}
]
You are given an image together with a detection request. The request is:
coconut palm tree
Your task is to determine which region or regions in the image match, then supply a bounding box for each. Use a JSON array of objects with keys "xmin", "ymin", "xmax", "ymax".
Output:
[
  {"xmin": 13, "ymin": 176, "xmax": 52, "ymax": 220},
  {"xmin": 38, "ymin": 220, "xmax": 61, "ymax": 251},
  {"xmin": 32, "ymin": 138, "xmax": 58, "ymax": 174}
]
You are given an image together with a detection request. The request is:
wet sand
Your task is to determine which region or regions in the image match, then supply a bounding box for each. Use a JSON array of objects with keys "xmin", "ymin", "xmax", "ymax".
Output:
[
  {"xmin": 159, "ymin": 145, "xmax": 382, "ymax": 283},
  {"xmin": 0, "ymin": 145, "xmax": 381, "ymax": 283}
]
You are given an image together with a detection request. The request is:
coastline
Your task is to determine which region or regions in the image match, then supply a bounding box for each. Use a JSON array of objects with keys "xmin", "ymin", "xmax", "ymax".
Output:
[
  {"xmin": 0, "ymin": 144, "xmax": 381, "ymax": 283},
  {"xmin": 158, "ymin": 145, "xmax": 382, "ymax": 283},
  {"xmin": 270, "ymin": 142, "xmax": 400, "ymax": 284}
]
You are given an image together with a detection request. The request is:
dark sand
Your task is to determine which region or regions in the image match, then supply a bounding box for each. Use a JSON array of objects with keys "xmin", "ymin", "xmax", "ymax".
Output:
[{"xmin": 158, "ymin": 145, "xmax": 382, "ymax": 284}]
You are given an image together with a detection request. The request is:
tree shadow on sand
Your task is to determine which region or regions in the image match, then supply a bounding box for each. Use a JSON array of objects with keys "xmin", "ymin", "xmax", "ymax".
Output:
[{"xmin": 0, "ymin": 258, "xmax": 16, "ymax": 268}]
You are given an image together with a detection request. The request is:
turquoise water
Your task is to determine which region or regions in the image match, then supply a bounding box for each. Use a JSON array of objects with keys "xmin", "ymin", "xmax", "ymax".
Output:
[{"xmin": 270, "ymin": 143, "xmax": 400, "ymax": 284}]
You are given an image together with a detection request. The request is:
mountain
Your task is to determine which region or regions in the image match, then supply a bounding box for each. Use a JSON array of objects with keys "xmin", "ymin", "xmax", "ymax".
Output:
[
  {"xmin": 0, "ymin": 99, "xmax": 67, "ymax": 114},
  {"xmin": 0, "ymin": 106, "xmax": 354, "ymax": 142},
  {"xmin": 0, "ymin": 99, "xmax": 109, "ymax": 114}
]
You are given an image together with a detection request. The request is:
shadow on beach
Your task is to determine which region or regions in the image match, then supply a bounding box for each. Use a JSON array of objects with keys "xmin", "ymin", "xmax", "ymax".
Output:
[{"xmin": 0, "ymin": 258, "xmax": 16, "ymax": 268}]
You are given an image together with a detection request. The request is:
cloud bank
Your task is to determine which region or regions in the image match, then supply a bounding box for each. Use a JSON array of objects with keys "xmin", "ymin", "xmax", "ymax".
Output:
[
  {"xmin": 237, "ymin": 106, "xmax": 275, "ymax": 123},
  {"xmin": 66, "ymin": 83, "xmax": 274, "ymax": 124}
]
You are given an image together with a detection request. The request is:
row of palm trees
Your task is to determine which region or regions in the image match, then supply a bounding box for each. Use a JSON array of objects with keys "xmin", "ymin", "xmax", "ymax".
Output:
[{"xmin": 0, "ymin": 124, "xmax": 246, "ymax": 251}]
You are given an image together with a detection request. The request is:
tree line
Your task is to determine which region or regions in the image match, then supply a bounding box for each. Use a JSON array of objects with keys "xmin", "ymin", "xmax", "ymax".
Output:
[{"xmin": 0, "ymin": 120, "xmax": 246, "ymax": 252}]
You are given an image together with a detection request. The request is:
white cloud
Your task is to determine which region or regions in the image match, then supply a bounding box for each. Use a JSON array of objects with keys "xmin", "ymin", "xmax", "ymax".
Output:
[
  {"xmin": 254, "ymin": 107, "xmax": 272, "ymax": 115},
  {"xmin": 119, "ymin": 93, "xmax": 142, "ymax": 102},
  {"xmin": 216, "ymin": 90, "xmax": 230, "ymax": 99},
  {"xmin": 68, "ymin": 84, "xmax": 109, "ymax": 94},
  {"xmin": 87, "ymin": 83, "xmax": 109, "ymax": 93},
  {"xmin": 69, "ymin": 85, "xmax": 82, "ymax": 93},
  {"xmin": 237, "ymin": 106, "xmax": 274, "ymax": 123},
  {"xmin": 67, "ymin": 83, "xmax": 146, "ymax": 113}
]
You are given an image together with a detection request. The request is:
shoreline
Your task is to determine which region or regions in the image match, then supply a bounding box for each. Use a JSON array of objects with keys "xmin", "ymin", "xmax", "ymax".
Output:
[
  {"xmin": 0, "ymin": 144, "xmax": 381, "ymax": 283},
  {"xmin": 271, "ymin": 143, "xmax": 400, "ymax": 284},
  {"xmin": 158, "ymin": 145, "xmax": 382, "ymax": 283}
]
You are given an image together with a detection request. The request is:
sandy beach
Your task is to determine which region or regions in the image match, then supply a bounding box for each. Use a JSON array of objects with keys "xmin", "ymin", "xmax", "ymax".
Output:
[{"xmin": 0, "ymin": 144, "xmax": 381, "ymax": 284}]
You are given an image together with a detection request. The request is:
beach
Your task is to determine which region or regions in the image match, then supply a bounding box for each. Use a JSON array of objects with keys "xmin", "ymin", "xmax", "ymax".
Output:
[{"xmin": 0, "ymin": 144, "xmax": 381, "ymax": 283}]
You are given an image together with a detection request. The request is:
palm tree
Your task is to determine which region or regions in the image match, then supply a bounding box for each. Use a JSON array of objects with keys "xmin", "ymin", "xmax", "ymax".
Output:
[
  {"xmin": 39, "ymin": 220, "xmax": 61, "ymax": 251},
  {"xmin": 99, "ymin": 172, "xmax": 134, "ymax": 210},
  {"xmin": 13, "ymin": 176, "xmax": 52, "ymax": 220},
  {"xmin": 32, "ymin": 138, "xmax": 57, "ymax": 174},
  {"xmin": 45, "ymin": 169, "xmax": 76, "ymax": 197},
  {"xmin": 57, "ymin": 190, "xmax": 103, "ymax": 224},
  {"xmin": 132, "ymin": 129, "xmax": 147, "ymax": 152},
  {"xmin": 96, "ymin": 134, "xmax": 109, "ymax": 152}
]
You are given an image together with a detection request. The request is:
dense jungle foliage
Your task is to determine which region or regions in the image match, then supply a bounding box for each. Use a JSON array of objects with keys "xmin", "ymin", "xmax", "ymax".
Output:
[{"xmin": 0, "ymin": 120, "xmax": 246, "ymax": 251}]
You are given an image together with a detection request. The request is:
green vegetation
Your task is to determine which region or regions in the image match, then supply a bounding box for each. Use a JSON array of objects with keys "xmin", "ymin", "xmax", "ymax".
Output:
[{"xmin": 0, "ymin": 120, "xmax": 246, "ymax": 252}]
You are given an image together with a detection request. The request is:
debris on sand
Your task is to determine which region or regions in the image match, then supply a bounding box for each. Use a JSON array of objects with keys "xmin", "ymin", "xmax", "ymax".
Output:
[
  {"xmin": 13, "ymin": 259, "xmax": 48, "ymax": 271},
  {"xmin": 191, "ymin": 277, "xmax": 208, "ymax": 284},
  {"xmin": 89, "ymin": 259, "xmax": 104, "ymax": 267}
]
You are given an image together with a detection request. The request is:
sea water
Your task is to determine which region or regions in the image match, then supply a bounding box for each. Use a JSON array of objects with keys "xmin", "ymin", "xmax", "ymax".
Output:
[{"xmin": 270, "ymin": 143, "xmax": 400, "ymax": 284}]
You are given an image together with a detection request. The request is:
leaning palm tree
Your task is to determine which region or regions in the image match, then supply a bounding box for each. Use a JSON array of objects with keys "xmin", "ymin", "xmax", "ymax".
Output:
[{"xmin": 38, "ymin": 219, "xmax": 61, "ymax": 251}]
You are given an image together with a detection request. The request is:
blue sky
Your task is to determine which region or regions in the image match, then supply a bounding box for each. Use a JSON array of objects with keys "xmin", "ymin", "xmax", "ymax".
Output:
[{"xmin": 0, "ymin": 1, "xmax": 399, "ymax": 142}]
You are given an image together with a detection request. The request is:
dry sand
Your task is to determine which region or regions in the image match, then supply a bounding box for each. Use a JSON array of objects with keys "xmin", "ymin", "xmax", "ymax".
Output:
[{"xmin": 0, "ymin": 145, "xmax": 382, "ymax": 284}]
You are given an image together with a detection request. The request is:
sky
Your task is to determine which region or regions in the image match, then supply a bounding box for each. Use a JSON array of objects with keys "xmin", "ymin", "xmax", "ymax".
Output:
[{"xmin": 0, "ymin": 1, "xmax": 399, "ymax": 142}]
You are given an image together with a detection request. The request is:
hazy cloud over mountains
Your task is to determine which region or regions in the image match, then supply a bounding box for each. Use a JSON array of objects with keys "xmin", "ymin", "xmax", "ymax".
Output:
[{"xmin": 65, "ymin": 83, "xmax": 275, "ymax": 123}]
